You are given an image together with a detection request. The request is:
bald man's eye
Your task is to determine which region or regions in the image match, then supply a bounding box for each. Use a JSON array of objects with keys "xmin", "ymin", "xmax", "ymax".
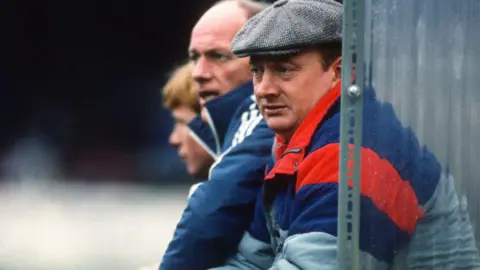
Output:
[
  {"xmin": 189, "ymin": 52, "xmax": 200, "ymax": 63},
  {"xmin": 208, "ymin": 52, "xmax": 230, "ymax": 62}
]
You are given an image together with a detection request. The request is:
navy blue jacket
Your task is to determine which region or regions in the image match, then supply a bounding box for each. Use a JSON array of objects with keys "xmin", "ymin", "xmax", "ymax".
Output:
[
  {"xmin": 186, "ymin": 114, "xmax": 218, "ymax": 160},
  {"xmin": 160, "ymin": 81, "xmax": 275, "ymax": 270}
]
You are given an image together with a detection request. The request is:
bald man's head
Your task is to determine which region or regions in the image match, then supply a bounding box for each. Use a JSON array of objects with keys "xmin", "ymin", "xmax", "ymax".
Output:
[
  {"xmin": 188, "ymin": 0, "xmax": 252, "ymax": 107},
  {"xmin": 213, "ymin": 0, "xmax": 270, "ymax": 19},
  {"xmin": 197, "ymin": 1, "xmax": 249, "ymax": 31}
]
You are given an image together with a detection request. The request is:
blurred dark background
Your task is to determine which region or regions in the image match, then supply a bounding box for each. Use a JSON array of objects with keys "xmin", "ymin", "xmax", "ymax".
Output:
[{"xmin": 0, "ymin": 0, "xmax": 263, "ymax": 184}]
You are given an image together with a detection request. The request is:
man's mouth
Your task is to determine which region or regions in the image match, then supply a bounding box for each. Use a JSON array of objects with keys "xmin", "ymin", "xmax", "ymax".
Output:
[
  {"xmin": 179, "ymin": 152, "xmax": 188, "ymax": 161},
  {"xmin": 263, "ymin": 104, "xmax": 287, "ymax": 115},
  {"xmin": 198, "ymin": 90, "xmax": 219, "ymax": 105}
]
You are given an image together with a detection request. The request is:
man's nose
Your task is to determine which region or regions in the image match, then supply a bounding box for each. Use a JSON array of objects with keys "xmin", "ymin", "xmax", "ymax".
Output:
[
  {"xmin": 169, "ymin": 125, "xmax": 182, "ymax": 147},
  {"xmin": 254, "ymin": 72, "xmax": 280, "ymax": 99},
  {"xmin": 192, "ymin": 57, "xmax": 213, "ymax": 84}
]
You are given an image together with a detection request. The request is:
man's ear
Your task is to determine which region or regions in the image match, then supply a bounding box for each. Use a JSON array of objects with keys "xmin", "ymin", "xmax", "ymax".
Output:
[{"xmin": 333, "ymin": 57, "xmax": 342, "ymax": 81}]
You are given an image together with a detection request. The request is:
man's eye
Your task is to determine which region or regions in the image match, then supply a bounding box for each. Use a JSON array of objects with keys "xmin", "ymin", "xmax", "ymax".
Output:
[
  {"xmin": 275, "ymin": 66, "xmax": 296, "ymax": 78},
  {"xmin": 250, "ymin": 67, "xmax": 263, "ymax": 77},
  {"xmin": 189, "ymin": 53, "xmax": 199, "ymax": 62},
  {"xmin": 277, "ymin": 67, "xmax": 291, "ymax": 74},
  {"xmin": 212, "ymin": 53, "xmax": 229, "ymax": 61}
]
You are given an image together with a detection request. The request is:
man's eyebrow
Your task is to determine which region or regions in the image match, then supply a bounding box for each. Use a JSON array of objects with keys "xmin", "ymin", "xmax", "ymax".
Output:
[
  {"xmin": 206, "ymin": 49, "xmax": 227, "ymax": 55},
  {"xmin": 249, "ymin": 58, "xmax": 261, "ymax": 65},
  {"xmin": 190, "ymin": 47, "xmax": 231, "ymax": 55},
  {"xmin": 249, "ymin": 57, "xmax": 293, "ymax": 66}
]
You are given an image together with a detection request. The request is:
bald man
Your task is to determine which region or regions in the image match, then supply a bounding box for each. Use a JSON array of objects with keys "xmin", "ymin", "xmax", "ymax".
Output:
[
  {"xmin": 190, "ymin": 0, "xmax": 252, "ymax": 108},
  {"xmin": 159, "ymin": 1, "xmax": 274, "ymax": 270}
]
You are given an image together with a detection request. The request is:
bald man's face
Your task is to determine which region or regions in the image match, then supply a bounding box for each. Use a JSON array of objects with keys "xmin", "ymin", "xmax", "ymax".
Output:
[{"xmin": 189, "ymin": 2, "xmax": 252, "ymax": 107}]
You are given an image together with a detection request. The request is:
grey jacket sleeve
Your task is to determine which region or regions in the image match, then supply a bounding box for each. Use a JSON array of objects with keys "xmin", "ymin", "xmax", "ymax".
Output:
[
  {"xmin": 269, "ymin": 232, "xmax": 390, "ymax": 270},
  {"xmin": 210, "ymin": 232, "xmax": 274, "ymax": 270},
  {"xmin": 268, "ymin": 232, "xmax": 336, "ymax": 270}
]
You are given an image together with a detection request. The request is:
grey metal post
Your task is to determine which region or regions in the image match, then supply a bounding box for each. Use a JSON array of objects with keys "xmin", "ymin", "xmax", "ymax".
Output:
[{"xmin": 337, "ymin": 0, "xmax": 366, "ymax": 269}]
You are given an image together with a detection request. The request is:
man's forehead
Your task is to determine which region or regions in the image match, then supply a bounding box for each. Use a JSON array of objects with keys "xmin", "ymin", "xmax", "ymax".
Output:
[{"xmin": 189, "ymin": 26, "xmax": 234, "ymax": 52}]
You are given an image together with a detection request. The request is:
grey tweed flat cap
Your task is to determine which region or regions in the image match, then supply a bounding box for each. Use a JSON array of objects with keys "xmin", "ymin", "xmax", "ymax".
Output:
[{"xmin": 232, "ymin": 0, "xmax": 343, "ymax": 57}]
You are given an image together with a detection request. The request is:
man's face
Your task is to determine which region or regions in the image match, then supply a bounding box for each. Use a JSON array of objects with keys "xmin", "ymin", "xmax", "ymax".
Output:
[
  {"xmin": 189, "ymin": 2, "xmax": 252, "ymax": 109},
  {"xmin": 169, "ymin": 106, "xmax": 214, "ymax": 178},
  {"xmin": 252, "ymin": 49, "xmax": 341, "ymax": 140}
]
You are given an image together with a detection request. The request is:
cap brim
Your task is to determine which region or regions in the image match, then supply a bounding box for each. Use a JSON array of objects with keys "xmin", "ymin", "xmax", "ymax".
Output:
[{"xmin": 233, "ymin": 48, "xmax": 302, "ymax": 58}]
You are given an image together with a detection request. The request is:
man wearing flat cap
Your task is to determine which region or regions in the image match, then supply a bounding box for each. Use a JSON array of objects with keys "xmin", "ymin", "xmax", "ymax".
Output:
[{"xmin": 210, "ymin": 0, "xmax": 480, "ymax": 269}]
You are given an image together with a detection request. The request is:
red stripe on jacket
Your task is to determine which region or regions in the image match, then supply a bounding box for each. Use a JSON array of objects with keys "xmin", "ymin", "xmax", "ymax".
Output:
[{"xmin": 296, "ymin": 143, "xmax": 421, "ymax": 234}]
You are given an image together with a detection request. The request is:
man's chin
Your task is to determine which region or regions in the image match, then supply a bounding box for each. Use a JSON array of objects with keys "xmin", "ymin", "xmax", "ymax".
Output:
[
  {"xmin": 266, "ymin": 118, "xmax": 289, "ymax": 131},
  {"xmin": 201, "ymin": 109, "xmax": 209, "ymax": 123},
  {"xmin": 199, "ymin": 92, "xmax": 220, "ymax": 105},
  {"xmin": 189, "ymin": 166, "xmax": 209, "ymax": 179},
  {"xmin": 266, "ymin": 119, "xmax": 295, "ymax": 138}
]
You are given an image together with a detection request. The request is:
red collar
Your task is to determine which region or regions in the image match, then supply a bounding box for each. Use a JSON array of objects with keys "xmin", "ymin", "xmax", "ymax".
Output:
[{"xmin": 266, "ymin": 81, "xmax": 341, "ymax": 180}]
